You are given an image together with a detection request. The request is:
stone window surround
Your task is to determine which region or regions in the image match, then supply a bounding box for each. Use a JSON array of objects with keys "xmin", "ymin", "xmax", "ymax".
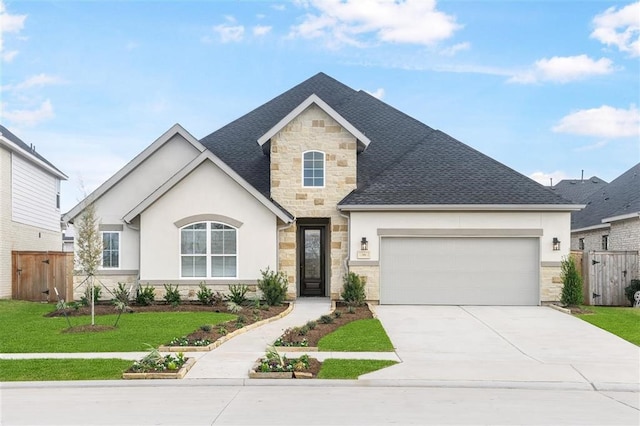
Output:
[{"xmin": 302, "ymin": 150, "xmax": 325, "ymax": 188}]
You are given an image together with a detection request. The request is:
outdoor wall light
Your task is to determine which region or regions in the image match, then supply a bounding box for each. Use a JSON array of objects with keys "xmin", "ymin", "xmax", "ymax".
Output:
[
  {"xmin": 360, "ymin": 237, "xmax": 369, "ymax": 251},
  {"xmin": 552, "ymin": 237, "xmax": 561, "ymax": 251}
]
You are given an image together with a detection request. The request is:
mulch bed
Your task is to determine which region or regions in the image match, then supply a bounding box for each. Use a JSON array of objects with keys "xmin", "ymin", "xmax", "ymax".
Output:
[
  {"xmin": 44, "ymin": 301, "xmax": 251, "ymax": 317},
  {"xmin": 275, "ymin": 302, "xmax": 373, "ymax": 348}
]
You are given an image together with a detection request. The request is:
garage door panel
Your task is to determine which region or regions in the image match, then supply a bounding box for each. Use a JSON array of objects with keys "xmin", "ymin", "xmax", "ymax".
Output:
[{"xmin": 380, "ymin": 237, "xmax": 539, "ymax": 305}]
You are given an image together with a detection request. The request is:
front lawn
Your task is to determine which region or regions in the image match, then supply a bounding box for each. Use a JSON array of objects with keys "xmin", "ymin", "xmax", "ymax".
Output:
[
  {"xmin": 576, "ymin": 306, "xmax": 640, "ymax": 346},
  {"xmin": 317, "ymin": 319, "xmax": 394, "ymax": 351},
  {"xmin": 0, "ymin": 300, "xmax": 235, "ymax": 353},
  {"xmin": 0, "ymin": 359, "xmax": 132, "ymax": 381},
  {"xmin": 317, "ymin": 359, "xmax": 397, "ymax": 379}
]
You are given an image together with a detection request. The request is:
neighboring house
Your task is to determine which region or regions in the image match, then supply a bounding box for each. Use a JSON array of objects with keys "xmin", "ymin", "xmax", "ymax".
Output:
[
  {"xmin": 63, "ymin": 73, "xmax": 581, "ymax": 305},
  {"xmin": 549, "ymin": 176, "xmax": 608, "ymax": 203},
  {"xmin": 570, "ymin": 163, "xmax": 640, "ymax": 254},
  {"xmin": 0, "ymin": 125, "xmax": 68, "ymax": 299}
]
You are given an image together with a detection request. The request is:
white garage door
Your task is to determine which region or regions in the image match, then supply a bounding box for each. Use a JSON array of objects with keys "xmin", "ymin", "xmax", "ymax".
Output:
[{"xmin": 380, "ymin": 237, "xmax": 539, "ymax": 305}]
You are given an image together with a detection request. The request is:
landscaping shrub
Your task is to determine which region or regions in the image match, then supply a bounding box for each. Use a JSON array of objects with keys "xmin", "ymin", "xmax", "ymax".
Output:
[
  {"xmin": 560, "ymin": 256, "xmax": 582, "ymax": 306},
  {"xmin": 225, "ymin": 284, "xmax": 249, "ymax": 305},
  {"xmin": 80, "ymin": 285, "xmax": 102, "ymax": 306},
  {"xmin": 341, "ymin": 272, "xmax": 366, "ymax": 306},
  {"xmin": 624, "ymin": 279, "xmax": 640, "ymax": 306},
  {"xmin": 257, "ymin": 267, "xmax": 288, "ymax": 306},
  {"xmin": 319, "ymin": 314, "xmax": 334, "ymax": 324},
  {"xmin": 196, "ymin": 283, "xmax": 222, "ymax": 305},
  {"xmin": 163, "ymin": 284, "xmax": 181, "ymax": 307},
  {"xmin": 112, "ymin": 282, "xmax": 131, "ymax": 304},
  {"xmin": 135, "ymin": 285, "xmax": 155, "ymax": 306}
]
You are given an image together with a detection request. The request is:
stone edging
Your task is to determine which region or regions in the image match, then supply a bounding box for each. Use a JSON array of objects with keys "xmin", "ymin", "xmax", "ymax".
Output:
[
  {"xmin": 158, "ymin": 303, "xmax": 294, "ymax": 352},
  {"xmin": 122, "ymin": 357, "xmax": 196, "ymax": 380},
  {"xmin": 547, "ymin": 304, "xmax": 571, "ymax": 314}
]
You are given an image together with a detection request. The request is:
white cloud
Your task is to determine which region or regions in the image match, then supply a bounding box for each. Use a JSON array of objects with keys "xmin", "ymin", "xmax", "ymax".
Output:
[
  {"xmin": 553, "ymin": 105, "xmax": 640, "ymax": 138},
  {"xmin": 290, "ymin": 0, "xmax": 461, "ymax": 48},
  {"xmin": 365, "ymin": 87, "xmax": 385, "ymax": 99},
  {"xmin": 213, "ymin": 17, "xmax": 245, "ymax": 43},
  {"xmin": 0, "ymin": 1, "xmax": 26, "ymax": 33},
  {"xmin": 2, "ymin": 50, "xmax": 17, "ymax": 62},
  {"xmin": 574, "ymin": 140, "xmax": 609, "ymax": 152},
  {"xmin": 253, "ymin": 25, "xmax": 272, "ymax": 36},
  {"xmin": 439, "ymin": 42, "xmax": 470, "ymax": 57},
  {"xmin": 4, "ymin": 73, "xmax": 63, "ymax": 91},
  {"xmin": 509, "ymin": 55, "xmax": 614, "ymax": 84},
  {"xmin": 272, "ymin": 4, "xmax": 286, "ymax": 11},
  {"xmin": 0, "ymin": 1, "xmax": 26, "ymax": 62},
  {"xmin": 591, "ymin": 1, "xmax": 640, "ymax": 57},
  {"xmin": 3, "ymin": 99, "xmax": 54, "ymax": 126},
  {"xmin": 528, "ymin": 171, "xmax": 570, "ymax": 186}
]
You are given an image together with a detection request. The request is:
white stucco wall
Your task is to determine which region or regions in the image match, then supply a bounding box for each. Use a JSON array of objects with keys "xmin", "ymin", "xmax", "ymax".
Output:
[
  {"xmin": 349, "ymin": 210, "xmax": 572, "ymax": 262},
  {"xmin": 79, "ymin": 133, "xmax": 201, "ymax": 272},
  {"xmin": 139, "ymin": 160, "xmax": 278, "ymax": 282}
]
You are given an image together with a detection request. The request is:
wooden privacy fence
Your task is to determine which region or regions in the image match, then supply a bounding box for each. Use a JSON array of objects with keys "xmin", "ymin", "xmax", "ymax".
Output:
[
  {"xmin": 12, "ymin": 251, "xmax": 73, "ymax": 302},
  {"xmin": 578, "ymin": 251, "xmax": 639, "ymax": 306}
]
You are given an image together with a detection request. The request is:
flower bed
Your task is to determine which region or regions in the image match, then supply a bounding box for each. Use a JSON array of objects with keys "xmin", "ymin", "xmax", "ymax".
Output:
[
  {"xmin": 123, "ymin": 350, "xmax": 195, "ymax": 379},
  {"xmin": 249, "ymin": 348, "xmax": 321, "ymax": 379}
]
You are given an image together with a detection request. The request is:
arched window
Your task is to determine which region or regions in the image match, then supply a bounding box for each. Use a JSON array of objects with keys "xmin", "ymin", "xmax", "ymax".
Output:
[
  {"xmin": 180, "ymin": 222, "xmax": 237, "ymax": 278},
  {"xmin": 302, "ymin": 151, "xmax": 325, "ymax": 187}
]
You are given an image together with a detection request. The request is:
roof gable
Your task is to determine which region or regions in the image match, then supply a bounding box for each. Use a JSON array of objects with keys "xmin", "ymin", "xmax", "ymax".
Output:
[
  {"xmin": 550, "ymin": 176, "xmax": 607, "ymax": 203},
  {"xmin": 123, "ymin": 150, "xmax": 292, "ymax": 223},
  {"xmin": 257, "ymin": 94, "xmax": 370, "ymax": 153},
  {"xmin": 63, "ymin": 124, "xmax": 205, "ymax": 223}
]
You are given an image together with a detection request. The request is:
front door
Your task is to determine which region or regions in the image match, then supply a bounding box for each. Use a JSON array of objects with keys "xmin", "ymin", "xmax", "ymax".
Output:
[{"xmin": 299, "ymin": 226, "xmax": 325, "ymax": 296}]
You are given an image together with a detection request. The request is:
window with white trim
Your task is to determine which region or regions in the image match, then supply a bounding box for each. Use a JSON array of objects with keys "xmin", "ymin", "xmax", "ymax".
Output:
[
  {"xmin": 303, "ymin": 151, "xmax": 325, "ymax": 187},
  {"xmin": 101, "ymin": 232, "xmax": 120, "ymax": 268},
  {"xmin": 180, "ymin": 222, "xmax": 237, "ymax": 278}
]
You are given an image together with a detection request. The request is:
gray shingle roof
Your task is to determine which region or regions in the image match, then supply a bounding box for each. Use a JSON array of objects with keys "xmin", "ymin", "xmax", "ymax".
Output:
[
  {"xmin": 571, "ymin": 163, "xmax": 640, "ymax": 229},
  {"xmin": 200, "ymin": 72, "xmax": 574, "ymax": 207},
  {"xmin": 0, "ymin": 124, "xmax": 66, "ymax": 177},
  {"xmin": 550, "ymin": 177, "xmax": 607, "ymax": 203}
]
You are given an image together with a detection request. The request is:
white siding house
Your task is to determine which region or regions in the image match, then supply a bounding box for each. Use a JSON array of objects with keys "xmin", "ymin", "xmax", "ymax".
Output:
[{"xmin": 0, "ymin": 125, "xmax": 67, "ymax": 298}]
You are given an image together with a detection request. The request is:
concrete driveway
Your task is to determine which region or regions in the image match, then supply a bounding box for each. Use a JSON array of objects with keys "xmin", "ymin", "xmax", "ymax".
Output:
[{"xmin": 363, "ymin": 306, "xmax": 640, "ymax": 392}]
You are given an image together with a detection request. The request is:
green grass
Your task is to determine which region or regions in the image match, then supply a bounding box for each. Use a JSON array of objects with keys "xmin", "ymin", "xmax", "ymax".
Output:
[
  {"xmin": 317, "ymin": 319, "xmax": 394, "ymax": 351},
  {"xmin": 317, "ymin": 359, "xmax": 397, "ymax": 379},
  {"xmin": 0, "ymin": 359, "xmax": 133, "ymax": 381},
  {"xmin": 0, "ymin": 300, "xmax": 235, "ymax": 353},
  {"xmin": 576, "ymin": 306, "xmax": 640, "ymax": 346}
]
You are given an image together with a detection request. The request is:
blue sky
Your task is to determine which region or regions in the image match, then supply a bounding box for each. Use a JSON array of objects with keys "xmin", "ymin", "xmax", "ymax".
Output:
[{"xmin": 1, "ymin": 0, "xmax": 639, "ymax": 212}]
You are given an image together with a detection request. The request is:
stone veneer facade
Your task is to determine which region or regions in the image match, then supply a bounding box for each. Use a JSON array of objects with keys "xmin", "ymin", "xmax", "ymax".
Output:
[{"xmin": 270, "ymin": 105, "xmax": 357, "ymax": 299}]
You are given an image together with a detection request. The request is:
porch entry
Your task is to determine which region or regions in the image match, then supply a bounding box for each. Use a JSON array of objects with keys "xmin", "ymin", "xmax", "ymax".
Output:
[{"xmin": 298, "ymin": 219, "xmax": 329, "ymax": 297}]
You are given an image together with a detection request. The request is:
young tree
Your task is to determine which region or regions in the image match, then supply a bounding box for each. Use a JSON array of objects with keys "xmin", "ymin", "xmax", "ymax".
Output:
[
  {"xmin": 560, "ymin": 256, "xmax": 583, "ymax": 307},
  {"xmin": 75, "ymin": 202, "xmax": 102, "ymax": 325}
]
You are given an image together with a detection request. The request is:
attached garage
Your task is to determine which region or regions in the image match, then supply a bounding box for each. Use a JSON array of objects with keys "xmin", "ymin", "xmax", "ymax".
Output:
[{"xmin": 380, "ymin": 237, "xmax": 540, "ymax": 305}]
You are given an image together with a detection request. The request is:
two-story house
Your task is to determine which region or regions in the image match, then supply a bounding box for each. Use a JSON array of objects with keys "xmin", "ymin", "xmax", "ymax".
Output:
[
  {"xmin": 63, "ymin": 73, "xmax": 581, "ymax": 305},
  {"xmin": 0, "ymin": 125, "xmax": 68, "ymax": 298}
]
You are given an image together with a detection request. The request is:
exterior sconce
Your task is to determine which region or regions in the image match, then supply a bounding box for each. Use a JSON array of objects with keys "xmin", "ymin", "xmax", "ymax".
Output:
[
  {"xmin": 357, "ymin": 237, "xmax": 370, "ymax": 259},
  {"xmin": 552, "ymin": 237, "xmax": 561, "ymax": 251}
]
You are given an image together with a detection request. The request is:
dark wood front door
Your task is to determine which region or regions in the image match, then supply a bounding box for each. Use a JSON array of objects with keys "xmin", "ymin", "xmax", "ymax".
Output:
[{"xmin": 299, "ymin": 226, "xmax": 325, "ymax": 296}]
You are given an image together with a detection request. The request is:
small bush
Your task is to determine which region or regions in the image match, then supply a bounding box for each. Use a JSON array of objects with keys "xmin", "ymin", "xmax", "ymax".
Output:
[
  {"xmin": 196, "ymin": 283, "xmax": 215, "ymax": 305},
  {"xmin": 163, "ymin": 284, "xmax": 181, "ymax": 307},
  {"xmin": 112, "ymin": 282, "xmax": 131, "ymax": 305},
  {"xmin": 258, "ymin": 267, "xmax": 288, "ymax": 306},
  {"xmin": 306, "ymin": 320, "xmax": 317, "ymax": 330},
  {"xmin": 560, "ymin": 256, "xmax": 583, "ymax": 306},
  {"xmin": 225, "ymin": 284, "xmax": 249, "ymax": 305},
  {"xmin": 135, "ymin": 285, "xmax": 156, "ymax": 306},
  {"xmin": 624, "ymin": 279, "xmax": 640, "ymax": 306},
  {"xmin": 319, "ymin": 314, "xmax": 334, "ymax": 324},
  {"xmin": 226, "ymin": 301, "xmax": 243, "ymax": 314},
  {"xmin": 334, "ymin": 311, "xmax": 342, "ymax": 319},
  {"xmin": 200, "ymin": 324, "xmax": 212, "ymax": 332},
  {"xmin": 235, "ymin": 315, "xmax": 246, "ymax": 328},
  {"xmin": 80, "ymin": 284, "xmax": 102, "ymax": 306},
  {"xmin": 218, "ymin": 325, "xmax": 228, "ymax": 335},
  {"xmin": 298, "ymin": 325, "xmax": 310, "ymax": 336},
  {"xmin": 341, "ymin": 272, "xmax": 366, "ymax": 306}
]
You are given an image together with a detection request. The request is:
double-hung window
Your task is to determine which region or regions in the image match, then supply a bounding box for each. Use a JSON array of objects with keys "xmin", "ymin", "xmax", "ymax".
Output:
[
  {"xmin": 303, "ymin": 151, "xmax": 325, "ymax": 187},
  {"xmin": 181, "ymin": 222, "xmax": 237, "ymax": 278},
  {"xmin": 101, "ymin": 232, "xmax": 120, "ymax": 268}
]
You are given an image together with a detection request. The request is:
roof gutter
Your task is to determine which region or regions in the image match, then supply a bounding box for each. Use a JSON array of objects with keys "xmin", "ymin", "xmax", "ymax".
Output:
[
  {"xmin": 572, "ymin": 223, "xmax": 611, "ymax": 233},
  {"xmin": 338, "ymin": 204, "xmax": 585, "ymax": 212},
  {"xmin": 602, "ymin": 212, "xmax": 640, "ymax": 223},
  {"xmin": 0, "ymin": 136, "xmax": 68, "ymax": 180}
]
